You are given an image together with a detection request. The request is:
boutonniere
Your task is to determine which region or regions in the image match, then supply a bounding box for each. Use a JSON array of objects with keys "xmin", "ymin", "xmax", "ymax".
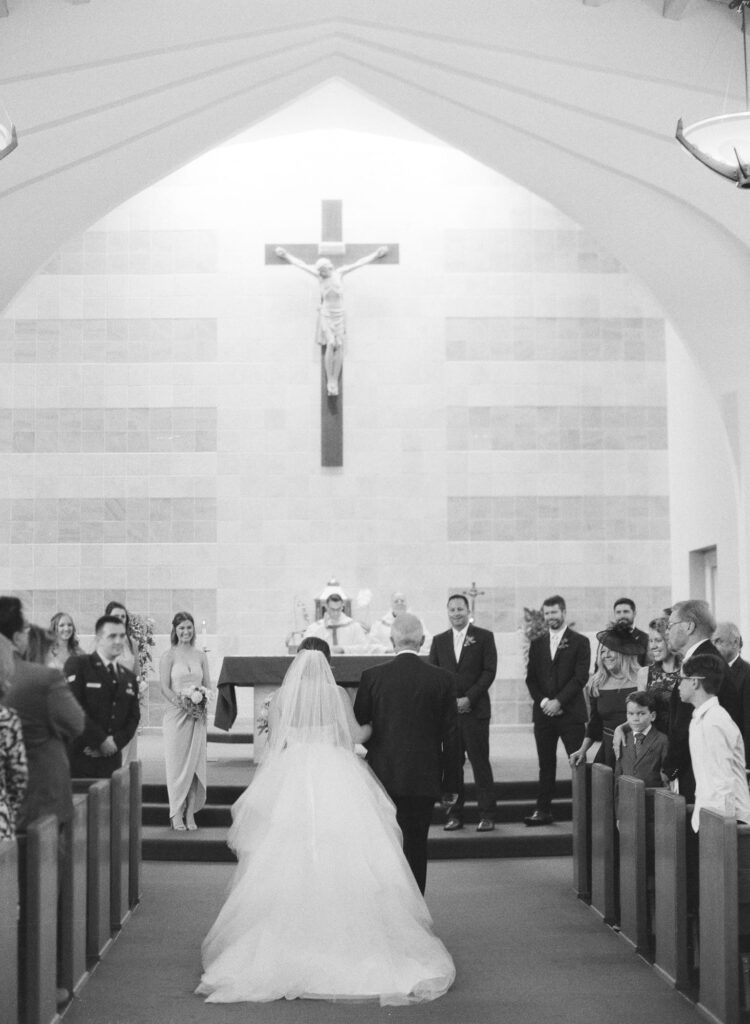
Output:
[
  {"xmin": 557, "ymin": 638, "xmax": 570, "ymax": 652},
  {"xmin": 463, "ymin": 635, "xmax": 477, "ymax": 648}
]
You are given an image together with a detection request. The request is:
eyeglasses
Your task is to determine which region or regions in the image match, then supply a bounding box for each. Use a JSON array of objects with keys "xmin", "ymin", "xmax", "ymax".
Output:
[{"xmin": 666, "ymin": 620, "xmax": 686, "ymax": 630}]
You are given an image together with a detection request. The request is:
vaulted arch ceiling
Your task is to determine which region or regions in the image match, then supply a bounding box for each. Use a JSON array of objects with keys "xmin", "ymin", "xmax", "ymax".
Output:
[{"xmin": 1, "ymin": 0, "xmax": 748, "ymax": 397}]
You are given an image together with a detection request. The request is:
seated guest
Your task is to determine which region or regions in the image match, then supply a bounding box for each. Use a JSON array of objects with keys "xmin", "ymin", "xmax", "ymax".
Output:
[
  {"xmin": 66, "ymin": 614, "xmax": 140, "ymax": 779},
  {"xmin": 637, "ymin": 613, "xmax": 681, "ymax": 734},
  {"xmin": 679, "ymin": 653, "xmax": 750, "ymax": 832},
  {"xmin": 0, "ymin": 600, "xmax": 84, "ymax": 833},
  {"xmin": 614, "ymin": 691, "xmax": 669, "ymax": 789},
  {"xmin": 612, "ymin": 597, "xmax": 649, "ymax": 666},
  {"xmin": 303, "ymin": 592, "xmax": 370, "ymax": 654},
  {"xmin": 368, "ymin": 592, "xmax": 432, "ymax": 653},
  {"xmin": 570, "ymin": 623, "xmax": 641, "ymax": 769},
  {"xmin": 0, "ymin": 675, "xmax": 27, "ymax": 840},
  {"xmin": 48, "ymin": 611, "xmax": 84, "ymax": 671}
]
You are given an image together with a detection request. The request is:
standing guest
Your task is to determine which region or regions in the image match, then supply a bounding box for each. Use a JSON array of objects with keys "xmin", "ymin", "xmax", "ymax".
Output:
[
  {"xmin": 0, "ymin": 679, "xmax": 27, "ymax": 840},
  {"xmin": 428, "ymin": 594, "xmax": 497, "ymax": 832},
  {"xmin": 661, "ymin": 600, "xmax": 742, "ymax": 801},
  {"xmin": 713, "ymin": 621, "xmax": 750, "ymax": 766},
  {"xmin": 614, "ymin": 692, "xmax": 669, "ymax": 790},
  {"xmin": 569, "ymin": 624, "xmax": 641, "ymax": 768},
  {"xmin": 0, "ymin": 601, "xmax": 83, "ymax": 833},
  {"xmin": 160, "ymin": 611, "xmax": 212, "ymax": 831},
  {"xmin": 612, "ymin": 597, "xmax": 649, "ymax": 666},
  {"xmin": 678, "ymin": 653, "xmax": 750, "ymax": 832},
  {"xmin": 104, "ymin": 600, "xmax": 138, "ymax": 674},
  {"xmin": 65, "ymin": 615, "xmax": 140, "ymax": 779},
  {"xmin": 638, "ymin": 614, "xmax": 681, "ymax": 734},
  {"xmin": 303, "ymin": 592, "xmax": 370, "ymax": 654},
  {"xmin": 525, "ymin": 595, "xmax": 591, "ymax": 826},
  {"xmin": 48, "ymin": 612, "xmax": 83, "ymax": 671},
  {"xmin": 355, "ymin": 613, "xmax": 460, "ymax": 893}
]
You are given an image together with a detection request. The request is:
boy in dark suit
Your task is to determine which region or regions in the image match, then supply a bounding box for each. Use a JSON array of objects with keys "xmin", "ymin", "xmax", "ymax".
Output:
[{"xmin": 615, "ymin": 691, "xmax": 668, "ymax": 789}]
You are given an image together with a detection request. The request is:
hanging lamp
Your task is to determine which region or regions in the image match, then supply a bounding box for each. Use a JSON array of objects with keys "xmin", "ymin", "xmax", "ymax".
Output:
[{"xmin": 676, "ymin": 0, "xmax": 750, "ymax": 188}]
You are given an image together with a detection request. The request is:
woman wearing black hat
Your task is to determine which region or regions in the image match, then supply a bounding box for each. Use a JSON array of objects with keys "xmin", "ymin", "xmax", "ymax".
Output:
[{"xmin": 569, "ymin": 624, "xmax": 642, "ymax": 768}]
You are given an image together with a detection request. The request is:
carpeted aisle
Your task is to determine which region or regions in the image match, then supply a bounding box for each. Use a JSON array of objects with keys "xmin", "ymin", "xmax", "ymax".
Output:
[{"xmin": 62, "ymin": 858, "xmax": 698, "ymax": 1024}]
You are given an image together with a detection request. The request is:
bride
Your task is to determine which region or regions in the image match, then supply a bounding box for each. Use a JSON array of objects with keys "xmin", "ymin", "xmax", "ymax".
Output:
[{"xmin": 196, "ymin": 639, "xmax": 455, "ymax": 1005}]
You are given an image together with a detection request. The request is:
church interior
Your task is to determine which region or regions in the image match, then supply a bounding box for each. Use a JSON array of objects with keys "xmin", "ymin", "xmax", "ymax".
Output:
[{"xmin": 2, "ymin": 1, "xmax": 750, "ymax": 1021}]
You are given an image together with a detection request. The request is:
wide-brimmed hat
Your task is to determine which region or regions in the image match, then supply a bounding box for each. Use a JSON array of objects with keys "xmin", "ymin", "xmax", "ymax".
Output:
[{"xmin": 596, "ymin": 622, "xmax": 645, "ymax": 657}]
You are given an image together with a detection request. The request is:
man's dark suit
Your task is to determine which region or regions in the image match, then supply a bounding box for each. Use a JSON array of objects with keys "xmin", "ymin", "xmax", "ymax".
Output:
[
  {"xmin": 525, "ymin": 627, "xmax": 591, "ymax": 814},
  {"xmin": 663, "ymin": 638, "xmax": 743, "ymax": 800},
  {"xmin": 354, "ymin": 652, "xmax": 460, "ymax": 893},
  {"xmin": 3, "ymin": 657, "xmax": 84, "ymax": 830},
  {"xmin": 428, "ymin": 624, "xmax": 497, "ymax": 823},
  {"xmin": 729, "ymin": 656, "xmax": 750, "ymax": 766},
  {"xmin": 614, "ymin": 727, "xmax": 669, "ymax": 789},
  {"xmin": 65, "ymin": 652, "xmax": 140, "ymax": 778}
]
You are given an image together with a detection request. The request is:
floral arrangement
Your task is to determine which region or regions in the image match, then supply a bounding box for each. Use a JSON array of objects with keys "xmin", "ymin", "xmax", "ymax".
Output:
[
  {"xmin": 256, "ymin": 695, "xmax": 273, "ymax": 735},
  {"xmin": 178, "ymin": 684, "xmax": 213, "ymax": 720},
  {"xmin": 129, "ymin": 613, "xmax": 156, "ymax": 708}
]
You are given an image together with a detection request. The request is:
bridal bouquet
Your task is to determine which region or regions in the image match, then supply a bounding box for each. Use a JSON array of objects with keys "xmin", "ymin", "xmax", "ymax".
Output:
[{"xmin": 178, "ymin": 685, "xmax": 213, "ymax": 720}]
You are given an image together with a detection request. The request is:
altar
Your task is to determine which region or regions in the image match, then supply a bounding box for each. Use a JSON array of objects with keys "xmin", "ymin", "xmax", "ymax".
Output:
[{"xmin": 215, "ymin": 656, "xmax": 397, "ymax": 752}]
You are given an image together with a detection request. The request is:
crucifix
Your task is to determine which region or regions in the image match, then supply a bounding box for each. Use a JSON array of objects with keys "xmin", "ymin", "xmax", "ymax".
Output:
[
  {"xmin": 267, "ymin": 199, "xmax": 399, "ymax": 467},
  {"xmin": 463, "ymin": 582, "xmax": 485, "ymax": 622}
]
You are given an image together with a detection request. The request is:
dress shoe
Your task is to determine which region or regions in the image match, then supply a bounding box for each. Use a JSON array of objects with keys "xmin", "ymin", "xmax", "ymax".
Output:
[
  {"xmin": 443, "ymin": 817, "xmax": 463, "ymax": 831},
  {"xmin": 476, "ymin": 819, "xmax": 495, "ymax": 832},
  {"xmin": 524, "ymin": 810, "xmax": 554, "ymax": 827}
]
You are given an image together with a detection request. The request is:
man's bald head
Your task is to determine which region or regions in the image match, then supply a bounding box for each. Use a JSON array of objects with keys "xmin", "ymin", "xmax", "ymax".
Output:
[{"xmin": 391, "ymin": 612, "xmax": 424, "ymax": 652}]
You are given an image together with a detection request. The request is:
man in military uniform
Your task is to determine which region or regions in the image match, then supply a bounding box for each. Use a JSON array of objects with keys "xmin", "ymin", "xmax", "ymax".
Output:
[{"xmin": 66, "ymin": 614, "xmax": 140, "ymax": 778}]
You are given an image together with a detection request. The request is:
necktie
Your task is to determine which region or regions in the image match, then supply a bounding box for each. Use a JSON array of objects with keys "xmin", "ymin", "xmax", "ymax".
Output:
[
  {"xmin": 635, "ymin": 733, "xmax": 644, "ymax": 749},
  {"xmin": 107, "ymin": 663, "xmax": 117, "ymax": 683},
  {"xmin": 454, "ymin": 632, "xmax": 464, "ymax": 662}
]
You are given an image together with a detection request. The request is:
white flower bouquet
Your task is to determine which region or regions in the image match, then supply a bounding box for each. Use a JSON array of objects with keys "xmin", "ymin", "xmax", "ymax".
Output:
[{"xmin": 178, "ymin": 684, "xmax": 213, "ymax": 720}]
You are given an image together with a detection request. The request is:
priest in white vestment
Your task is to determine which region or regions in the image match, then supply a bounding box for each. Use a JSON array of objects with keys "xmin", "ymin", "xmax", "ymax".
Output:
[
  {"xmin": 368, "ymin": 593, "xmax": 432, "ymax": 654},
  {"xmin": 303, "ymin": 592, "xmax": 371, "ymax": 654}
]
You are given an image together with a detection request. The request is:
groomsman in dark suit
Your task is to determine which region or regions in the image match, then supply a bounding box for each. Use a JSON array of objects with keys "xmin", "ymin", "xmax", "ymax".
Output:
[
  {"xmin": 428, "ymin": 594, "xmax": 497, "ymax": 832},
  {"xmin": 612, "ymin": 597, "xmax": 649, "ymax": 667},
  {"xmin": 713, "ymin": 621, "xmax": 750, "ymax": 766},
  {"xmin": 354, "ymin": 613, "xmax": 460, "ymax": 894},
  {"xmin": 525, "ymin": 595, "xmax": 591, "ymax": 826},
  {"xmin": 66, "ymin": 614, "xmax": 140, "ymax": 779}
]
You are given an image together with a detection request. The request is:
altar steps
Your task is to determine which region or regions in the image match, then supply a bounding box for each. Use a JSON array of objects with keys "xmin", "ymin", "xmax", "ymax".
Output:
[{"xmin": 141, "ymin": 780, "xmax": 572, "ymax": 862}]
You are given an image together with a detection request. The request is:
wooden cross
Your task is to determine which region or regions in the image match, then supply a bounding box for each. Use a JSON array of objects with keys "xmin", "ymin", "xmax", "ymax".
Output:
[{"xmin": 267, "ymin": 199, "xmax": 399, "ymax": 467}]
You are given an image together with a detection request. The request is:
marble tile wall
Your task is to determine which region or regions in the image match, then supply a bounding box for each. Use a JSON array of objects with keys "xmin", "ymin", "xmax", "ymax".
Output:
[{"xmin": 0, "ymin": 128, "xmax": 672, "ymax": 727}]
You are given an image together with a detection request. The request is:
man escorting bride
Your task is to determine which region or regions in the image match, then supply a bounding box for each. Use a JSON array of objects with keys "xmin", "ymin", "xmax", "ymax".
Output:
[{"xmin": 197, "ymin": 618, "xmax": 460, "ymax": 1006}]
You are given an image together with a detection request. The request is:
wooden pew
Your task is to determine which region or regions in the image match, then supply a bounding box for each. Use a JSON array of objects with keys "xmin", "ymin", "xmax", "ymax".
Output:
[
  {"xmin": 129, "ymin": 760, "xmax": 142, "ymax": 910},
  {"xmin": 59, "ymin": 793, "xmax": 89, "ymax": 999},
  {"xmin": 653, "ymin": 789, "xmax": 691, "ymax": 991},
  {"xmin": 572, "ymin": 762, "xmax": 592, "ymax": 902},
  {"xmin": 697, "ymin": 808, "xmax": 750, "ymax": 1024},
  {"xmin": 0, "ymin": 839, "xmax": 18, "ymax": 1023},
  {"xmin": 73, "ymin": 779, "xmax": 112, "ymax": 962},
  {"xmin": 19, "ymin": 814, "xmax": 58, "ymax": 1024},
  {"xmin": 110, "ymin": 766, "xmax": 131, "ymax": 932},
  {"xmin": 617, "ymin": 775, "xmax": 649, "ymax": 955},
  {"xmin": 590, "ymin": 764, "xmax": 617, "ymax": 925}
]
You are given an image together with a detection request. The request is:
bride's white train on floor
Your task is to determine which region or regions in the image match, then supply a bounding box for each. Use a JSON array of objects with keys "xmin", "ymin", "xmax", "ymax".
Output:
[{"xmin": 196, "ymin": 741, "xmax": 455, "ymax": 1005}]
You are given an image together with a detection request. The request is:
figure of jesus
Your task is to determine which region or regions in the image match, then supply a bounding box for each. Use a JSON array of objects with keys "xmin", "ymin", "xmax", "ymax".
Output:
[{"xmin": 275, "ymin": 245, "xmax": 389, "ymax": 396}]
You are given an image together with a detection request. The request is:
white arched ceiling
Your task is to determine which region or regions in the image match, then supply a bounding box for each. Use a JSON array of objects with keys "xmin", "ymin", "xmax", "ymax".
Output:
[{"xmin": 1, "ymin": 0, "xmax": 749, "ymax": 402}]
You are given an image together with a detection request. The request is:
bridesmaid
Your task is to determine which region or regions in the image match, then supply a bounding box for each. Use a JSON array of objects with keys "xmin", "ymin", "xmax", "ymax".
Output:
[
  {"xmin": 48, "ymin": 611, "xmax": 83, "ymax": 670},
  {"xmin": 160, "ymin": 611, "xmax": 211, "ymax": 831}
]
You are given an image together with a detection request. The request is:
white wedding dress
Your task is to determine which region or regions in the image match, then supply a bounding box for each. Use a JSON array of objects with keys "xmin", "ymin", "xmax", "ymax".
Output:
[{"xmin": 196, "ymin": 650, "xmax": 455, "ymax": 1006}]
